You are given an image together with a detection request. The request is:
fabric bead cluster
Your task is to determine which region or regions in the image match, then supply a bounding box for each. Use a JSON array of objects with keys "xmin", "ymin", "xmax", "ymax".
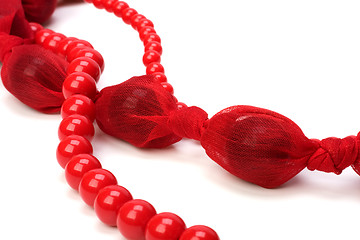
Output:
[{"xmin": 29, "ymin": 0, "xmax": 220, "ymax": 239}]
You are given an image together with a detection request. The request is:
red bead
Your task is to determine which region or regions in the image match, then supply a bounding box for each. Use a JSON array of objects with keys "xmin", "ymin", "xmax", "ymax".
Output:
[
  {"xmin": 131, "ymin": 14, "xmax": 146, "ymax": 30},
  {"xmin": 57, "ymin": 37, "xmax": 78, "ymax": 57},
  {"xmin": 102, "ymin": 0, "xmax": 116, "ymax": 12},
  {"xmin": 74, "ymin": 48, "xmax": 105, "ymax": 72},
  {"xmin": 143, "ymin": 33, "xmax": 161, "ymax": 46},
  {"xmin": 94, "ymin": 185, "xmax": 133, "ymax": 226},
  {"xmin": 42, "ymin": 33, "xmax": 66, "ymax": 52},
  {"xmin": 58, "ymin": 114, "xmax": 95, "ymax": 141},
  {"xmin": 139, "ymin": 26, "xmax": 156, "ymax": 41},
  {"xmin": 122, "ymin": 8, "xmax": 138, "ymax": 24},
  {"xmin": 56, "ymin": 135, "xmax": 93, "ymax": 169},
  {"xmin": 146, "ymin": 213, "xmax": 186, "ymax": 240},
  {"xmin": 35, "ymin": 29, "xmax": 54, "ymax": 45},
  {"xmin": 152, "ymin": 72, "xmax": 167, "ymax": 83},
  {"xmin": 180, "ymin": 226, "xmax": 220, "ymax": 240},
  {"xmin": 136, "ymin": 18, "xmax": 154, "ymax": 31},
  {"xmin": 93, "ymin": 0, "xmax": 105, "ymax": 9},
  {"xmin": 79, "ymin": 169, "xmax": 117, "ymax": 207},
  {"xmin": 67, "ymin": 57, "xmax": 101, "ymax": 83},
  {"xmin": 65, "ymin": 154, "xmax": 102, "ymax": 190},
  {"xmin": 113, "ymin": 1, "xmax": 129, "ymax": 18},
  {"xmin": 61, "ymin": 95, "xmax": 96, "ymax": 122},
  {"xmin": 29, "ymin": 22, "xmax": 43, "ymax": 34},
  {"xmin": 63, "ymin": 72, "xmax": 97, "ymax": 100},
  {"xmin": 177, "ymin": 102, "xmax": 188, "ymax": 110},
  {"xmin": 117, "ymin": 199, "xmax": 157, "ymax": 240},
  {"xmin": 66, "ymin": 40, "xmax": 93, "ymax": 57},
  {"xmin": 161, "ymin": 82, "xmax": 174, "ymax": 94},
  {"xmin": 143, "ymin": 50, "xmax": 161, "ymax": 67},
  {"xmin": 145, "ymin": 41, "xmax": 163, "ymax": 55},
  {"xmin": 146, "ymin": 63, "xmax": 164, "ymax": 75},
  {"xmin": 67, "ymin": 46, "xmax": 90, "ymax": 62}
]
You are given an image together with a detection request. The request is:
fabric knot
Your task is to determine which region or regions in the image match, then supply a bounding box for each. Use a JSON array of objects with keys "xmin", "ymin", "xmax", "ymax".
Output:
[
  {"xmin": 168, "ymin": 106, "xmax": 209, "ymax": 141},
  {"xmin": 0, "ymin": 33, "xmax": 24, "ymax": 62},
  {"xmin": 307, "ymin": 136, "xmax": 358, "ymax": 174}
]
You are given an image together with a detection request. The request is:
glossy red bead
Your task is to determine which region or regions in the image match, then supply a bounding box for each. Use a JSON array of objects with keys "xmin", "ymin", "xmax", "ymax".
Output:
[
  {"xmin": 152, "ymin": 72, "xmax": 167, "ymax": 83},
  {"xmin": 146, "ymin": 63, "xmax": 164, "ymax": 75},
  {"xmin": 29, "ymin": 22, "xmax": 43, "ymax": 34},
  {"xmin": 93, "ymin": 0, "xmax": 105, "ymax": 9},
  {"xmin": 56, "ymin": 135, "xmax": 93, "ymax": 169},
  {"xmin": 79, "ymin": 169, "xmax": 118, "ymax": 207},
  {"xmin": 177, "ymin": 102, "xmax": 188, "ymax": 110},
  {"xmin": 145, "ymin": 41, "xmax": 163, "ymax": 55},
  {"xmin": 143, "ymin": 33, "xmax": 161, "ymax": 46},
  {"xmin": 66, "ymin": 40, "xmax": 93, "ymax": 57},
  {"xmin": 139, "ymin": 26, "xmax": 156, "ymax": 41},
  {"xmin": 179, "ymin": 226, "xmax": 220, "ymax": 240},
  {"xmin": 161, "ymin": 82, "xmax": 174, "ymax": 94},
  {"xmin": 94, "ymin": 185, "xmax": 133, "ymax": 226},
  {"xmin": 67, "ymin": 46, "xmax": 90, "ymax": 62},
  {"xmin": 122, "ymin": 8, "xmax": 138, "ymax": 24},
  {"xmin": 117, "ymin": 199, "xmax": 157, "ymax": 240},
  {"xmin": 63, "ymin": 72, "xmax": 97, "ymax": 100},
  {"xmin": 65, "ymin": 154, "xmax": 102, "ymax": 190},
  {"xmin": 131, "ymin": 14, "xmax": 146, "ymax": 30},
  {"xmin": 57, "ymin": 37, "xmax": 78, "ymax": 57},
  {"xmin": 58, "ymin": 114, "xmax": 95, "ymax": 141},
  {"xmin": 35, "ymin": 29, "xmax": 54, "ymax": 45},
  {"xmin": 67, "ymin": 57, "xmax": 101, "ymax": 83},
  {"xmin": 42, "ymin": 33, "xmax": 66, "ymax": 52},
  {"xmin": 61, "ymin": 95, "xmax": 96, "ymax": 122},
  {"xmin": 146, "ymin": 213, "xmax": 186, "ymax": 240},
  {"xmin": 102, "ymin": 0, "xmax": 116, "ymax": 12},
  {"xmin": 74, "ymin": 48, "xmax": 105, "ymax": 72},
  {"xmin": 136, "ymin": 18, "xmax": 154, "ymax": 31},
  {"xmin": 113, "ymin": 1, "xmax": 129, "ymax": 17},
  {"xmin": 143, "ymin": 50, "xmax": 161, "ymax": 67}
]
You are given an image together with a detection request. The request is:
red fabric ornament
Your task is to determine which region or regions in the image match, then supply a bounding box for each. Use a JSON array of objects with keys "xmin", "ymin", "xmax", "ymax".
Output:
[{"xmin": 21, "ymin": 0, "xmax": 57, "ymax": 23}]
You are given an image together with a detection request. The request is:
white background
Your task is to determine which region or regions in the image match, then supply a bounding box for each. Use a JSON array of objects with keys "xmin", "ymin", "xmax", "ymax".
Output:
[{"xmin": 1, "ymin": 0, "xmax": 360, "ymax": 239}]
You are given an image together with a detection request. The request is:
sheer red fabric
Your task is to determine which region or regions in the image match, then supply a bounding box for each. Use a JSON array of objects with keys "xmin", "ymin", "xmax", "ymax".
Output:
[{"xmin": 21, "ymin": 0, "xmax": 57, "ymax": 23}]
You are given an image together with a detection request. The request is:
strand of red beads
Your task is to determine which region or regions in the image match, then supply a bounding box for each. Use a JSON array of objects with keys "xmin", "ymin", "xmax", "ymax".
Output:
[{"xmin": 29, "ymin": 0, "xmax": 220, "ymax": 239}]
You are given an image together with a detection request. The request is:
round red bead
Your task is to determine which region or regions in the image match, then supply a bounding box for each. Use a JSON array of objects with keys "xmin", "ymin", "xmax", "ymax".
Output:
[
  {"xmin": 139, "ymin": 26, "xmax": 156, "ymax": 41},
  {"xmin": 61, "ymin": 95, "xmax": 96, "ymax": 122},
  {"xmin": 136, "ymin": 18, "xmax": 154, "ymax": 31},
  {"xmin": 122, "ymin": 8, "xmax": 138, "ymax": 24},
  {"xmin": 94, "ymin": 185, "xmax": 133, "ymax": 226},
  {"xmin": 102, "ymin": 0, "xmax": 116, "ymax": 12},
  {"xmin": 93, "ymin": 0, "xmax": 105, "ymax": 9},
  {"xmin": 131, "ymin": 14, "xmax": 146, "ymax": 30},
  {"xmin": 57, "ymin": 37, "xmax": 78, "ymax": 57},
  {"xmin": 179, "ymin": 226, "xmax": 220, "ymax": 240},
  {"xmin": 42, "ymin": 33, "xmax": 66, "ymax": 52},
  {"xmin": 56, "ymin": 135, "xmax": 93, "ymax": 169},
  {"xmin": 79, "ymin": 169, "xmax": 118, "ymax": 207},
  {"xmin": 177, "ymin": 102, "xmax": 188, "ymax": 110},
  {"xmin": 63, "ymin": 72, "xmax": 97, "ymax": 100},
  {"xmin": 146, "ymin": 63, "xmax": 164, "ymax": 75},
  {"xmin": 117, "ymin": 199, "xmax": 157, "ymax": 240},
  {"xmin": 143, "ymin": 33, "xmax": 161, "ymax": 46},
  {"xmin": 145, "ymin": 41, "xmax": 163, "ymax": 55},
  {"xmin": 113, "ymin": 1, "xmax": 129, "ymax": 18},
  {"xmin": 161, "ymin": 82, "xmax": 174, "ymax": 94},
  {"xmin": 35, "ymin": 29, "xmax": 54, "ymax": 45},
  {"xmin": 58, "ymin": 114, "xmax": 95, "ymax": 141},
  {"xmin": 66, "ymin": 40, "xmax": 93, "ymax": 57},
  {"xmin": 65, "ymin": 154, "xmax": 102, "ymax": 190},
  {"xmin": 67, "ymin": 57, "xmax": 101, "ymax": 83},
  {"xmin": 74, "ymin": 48, "xmax": 105, "ymax": 72},
  {"xmin": 143, "ymin": 50, "xmax": 161, "ymax": 67},
  {"xmin": 152, "ymin": 72, "xmax": 167, "ymax": 83},
  {"xmin": 146, "ymin": 212, "xmax": 186, "ymax": 240},
  {"xmin": 29, "ymin": 22, "xmax": 43, "ymax": 34}
]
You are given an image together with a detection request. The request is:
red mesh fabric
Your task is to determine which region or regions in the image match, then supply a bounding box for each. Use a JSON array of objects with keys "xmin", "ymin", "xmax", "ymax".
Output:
[
  {"xmin": 21, "ymin": 0, "xmax": 57, "ymax": 23},
  {"xmin": 95, "ymin": 75, "xmax": 182, "ymax": 148},
  {"xmin": 1, "ymin": 44, "xmax": 68, "ymax": 113}
]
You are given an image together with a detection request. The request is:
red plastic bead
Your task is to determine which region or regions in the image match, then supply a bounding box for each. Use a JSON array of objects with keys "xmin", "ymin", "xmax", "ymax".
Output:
[
  {"xmin": 79, "ymin": 169, "xmax": 118, "ymax": 207},
  {"xmin": 57, "ymin": 37, "xmax": 78, "ymax": 57},
  {"xmin": 58, "ymin": 114, "xmax": 95, "ymax": 141},
  {"xmin": 35, "ymin": 29, "xmax": 54, "ymax": 45},
  {"xmin": 93, "ymin": 0, "xmax": 105, "ymax": 9},
  {"xmin": 102, "ymin": 0, "xmax": 116, "ymax": 12},
  {"xmin": 145, "ymin": 41, "xmax": 163, "ymax": 55},
  {"xmin": 152, "ymin": 72, "xmax": 167, "ymax": 83},
  {"xmin": 42, "ymin": 33, "xmax": 66, "ymax": 52},
  {"xmin": 29, "ymin": 22, "xmax": 43, "ymax": 33},
  {"xmin": 161, "ymin": 82, "xmax": 174, "ymax": 94},
  {"xmin": 146, "ymin": 63, "xmax": 164, "ymax": 75},
  {"xmin": 94, "ymin": 185, "xmax": 133, "ymax": 226},
  {"xmin": 74, "ymin": 48, "xmax": 105, "ymax": 72},
  {"xmin": 61, "ymin": 95, "xmax": 96, "ymax": 122},
  {"xmin": 66, "ymin": 40, "xmax": 93, "ymax": 57},
  {"xmin": 56, "ymin": 135, "xmax": 93, "ymax": 169},
  {"xmin": 179, "ymin": 226, "xmax": 220, "ymax": 240},
  {"xmin": 113, "ymin": 1, "xmax": 129, "ymax": 18},
  {"xmin": 139, "ymin": 26, "xmax": 156, "ymax": 41},
  {"xmin": 131, "ymin": 14, "xmax": 146, "ymax": 30},
  {"xmin": 146, "ymin": 213, "xmax": 186, "ymax": 240},
  {"xmin": 143, "ymin": 33, "xmax": 161, "ymax": 46},
  {"xmin": 65, "ymin": 154, "xmax": 102, "ymax": 190},
  {"xmin": 67, "ymin": 57, "xmax": 101, "ymax": 83},
  {"xmin": 143, "ymin": 50, "xmax": 161, "ymax": 67},
  {"xmin": 117, "ymin": 199, "xmax": 157, "ymax": 240},
  {"xmin": 177, "ymin": 102, "xmax": 188, "ymax": 110},
  {"xmin": 136, "ymin": 18, "xmax": 154, "ymax": 31},
  {"xmin": 122, "ymin": 8, "xmax": 138, "ymax": 24},
  {"xmin": 62, "ymin": 72, "xmax": 97, "ymax": 100}
]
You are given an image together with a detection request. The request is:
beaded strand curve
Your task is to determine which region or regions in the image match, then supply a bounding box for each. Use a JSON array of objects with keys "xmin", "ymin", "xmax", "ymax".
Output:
[{"xmin": 30, "ymin": 0, "xmax": 220, "ymax": 239}]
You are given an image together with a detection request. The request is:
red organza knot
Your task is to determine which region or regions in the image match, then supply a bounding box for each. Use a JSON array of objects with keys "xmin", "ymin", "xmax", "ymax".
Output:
[{"xmin": 307, "ymin": 136, "xmax": 359, "ymax": 174}]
